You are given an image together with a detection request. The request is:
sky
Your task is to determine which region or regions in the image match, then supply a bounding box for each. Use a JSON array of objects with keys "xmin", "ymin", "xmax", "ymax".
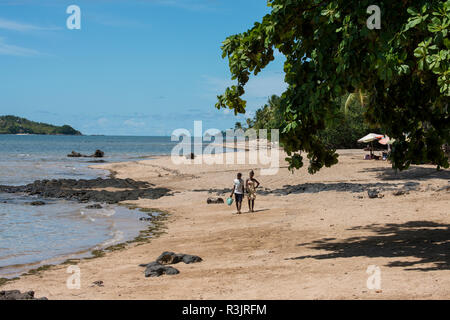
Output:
[{"xmin": 0, "ymin": 0, "xmax": 287, "ymax": 136}]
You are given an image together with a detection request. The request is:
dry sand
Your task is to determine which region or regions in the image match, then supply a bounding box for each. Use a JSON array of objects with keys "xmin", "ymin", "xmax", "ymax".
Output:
[{"xmin": 2, "ymin": 149, "xmax": 449, "ymax": 299}]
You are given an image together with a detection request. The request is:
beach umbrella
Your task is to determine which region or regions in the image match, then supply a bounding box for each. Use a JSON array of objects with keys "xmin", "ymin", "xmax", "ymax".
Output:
[
  {"xmin": 357, "ymin": 133, "xmax": 383, "ymax": 143},
  {"xmin": 378, "ymin": 136, "xmax": 394, "ymax": 145}
]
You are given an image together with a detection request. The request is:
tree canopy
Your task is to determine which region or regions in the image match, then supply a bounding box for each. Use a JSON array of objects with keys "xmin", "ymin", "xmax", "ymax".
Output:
[
  {"xmin": 242, "ymin": 94, "xmax": 376, "ymax": 149},
  {"xmin": 216, "ymin": 0, "xmax": 449, "ymax": 173}
]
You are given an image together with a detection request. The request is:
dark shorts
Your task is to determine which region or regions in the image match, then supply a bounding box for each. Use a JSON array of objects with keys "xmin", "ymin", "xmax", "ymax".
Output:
[{"xmin": 235, "ymin": 193, "xmax": 244, "ymax": 203}]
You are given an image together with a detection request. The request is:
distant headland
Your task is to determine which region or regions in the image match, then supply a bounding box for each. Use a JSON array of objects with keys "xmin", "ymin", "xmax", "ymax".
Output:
[{"xmin": 0, "ymin": 115, "xmax": 82, "ymax": 135}]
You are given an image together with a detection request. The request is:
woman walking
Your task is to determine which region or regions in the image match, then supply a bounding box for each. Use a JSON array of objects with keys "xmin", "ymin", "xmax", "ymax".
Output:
[{"xmin": 246, "ymin": 170, "xmax": 260, "ymax": 212}]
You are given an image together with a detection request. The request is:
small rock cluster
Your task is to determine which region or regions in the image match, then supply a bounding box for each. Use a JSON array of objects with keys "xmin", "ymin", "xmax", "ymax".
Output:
[
  {"xmin": 67, "ymin": 149, "xmax": 104, "ymax": 158},
  {"xmin": 207, "ymin": 197, "xmax": 224, "ymax": 204},
  {"xmin": 392, "ymin": 190, "xmax": 407, "ymax": 196},
  {"xmin": 28, "ymin": 201, "xmax": 46, "ymax": 206},
  {"xmin": 139, "ymin": 251, "xmax": 202, "ymax": 277},
  {"xmin": 368, "ymin": 189, "xmax": 384, "ymax": 199},
  {"xmin": 86, "ymin": 203, "xmax": 103, "ymax": 209},
  {"xmin": 0, "ymin": 290, "xmax": 47, "ymax": 300}
]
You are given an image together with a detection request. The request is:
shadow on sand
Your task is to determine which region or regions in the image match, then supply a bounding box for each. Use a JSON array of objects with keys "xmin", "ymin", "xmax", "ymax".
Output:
[
  {"xmin": 361, "ymin": 166, "xmax": 450, "ymax": 182},
  {"xmin": 194, "ymin": 181, "xmax": 422, "ymax": 196},
  {"xmin": 288, "ymin": 221, "xmax": 450, "ymax": 271},
  {"xmin": 259, "ymin": 181, "xmax": 419, "ymax": 196}
]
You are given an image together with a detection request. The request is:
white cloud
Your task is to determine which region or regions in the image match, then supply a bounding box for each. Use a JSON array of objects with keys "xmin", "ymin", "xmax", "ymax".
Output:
[
  {"xmin": 97, "ymin": 118, "xmax": 109, "ymax": 126},
  {"xmin": 124, "ymin": 119, "xmax": 146, "ymax": 127},
  {"xmin": 0, "ymin": 37, "xmax": 40, "ymax": 56}
]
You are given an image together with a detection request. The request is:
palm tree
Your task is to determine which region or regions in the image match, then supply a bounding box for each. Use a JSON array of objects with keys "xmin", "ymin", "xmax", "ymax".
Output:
[{"xmin": 344, "ymin": 89, "xmax": 369, "ymax": 114}]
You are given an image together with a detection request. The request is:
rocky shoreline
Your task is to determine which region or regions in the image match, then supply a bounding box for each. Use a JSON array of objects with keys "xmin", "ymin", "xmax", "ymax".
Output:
[
  {"xmin": 0, "ymin": 150, "xmax": 176, "ymax": 299},
  {"xmin": 0, "ymin": 290, "xmax": 47, "ymax": 300},
  {"xmin": 0, "ymin": 177, "xmax": 171, "ymax": 204},
  {"xmin": 140, "ymin": 251, "xmax": 203, "ymax": 277},
  {"xmin": 0, "ymin": 176, "xmax": 173, "ymax": 299}
]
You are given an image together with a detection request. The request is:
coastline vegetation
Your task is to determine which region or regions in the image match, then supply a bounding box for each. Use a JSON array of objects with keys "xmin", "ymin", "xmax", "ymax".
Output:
[
  {"xmin": 0, "ymin": 115, "xmax": 81, "ymax": 135},
  {"xmin": 237, "ymin": 94, "xmax": 379, "ymax": 150}
]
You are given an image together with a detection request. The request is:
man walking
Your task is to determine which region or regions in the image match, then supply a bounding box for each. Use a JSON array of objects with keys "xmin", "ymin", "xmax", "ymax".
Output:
[{"xmin": 230, "ymin": 172, "xmax": 245, "ymax": 214}]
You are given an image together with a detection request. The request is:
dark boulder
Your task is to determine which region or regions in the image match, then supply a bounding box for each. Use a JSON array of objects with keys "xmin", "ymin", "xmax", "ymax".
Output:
[
  {"xmin": 367, "ymin": 189, "xmax": 383, "ymax": 199},
  {"xmin": 156, "ymin": 251, "xmax": 203, "ymax": 265},
  {"xmin": 67, "ymin": 151, "xmax": 82, "ymax": 158},
  {"xmin": 91, "ymin": 280, "xmax": 104, "ymax": 287},
  {"xmin": 139, "ymin": 252, "xmax": 202, "ymax": 278},
  {"xmin": 156, "ymin": 252, "xmax": 183, "ymax": 265},
  {"xmin": 181, "ymin": 254, "xmax": 203, "ymax": 264},
  {"xmin": 86, "ymin": 204, "xmax": 103, "ymax": 209},
  {"xmin": 0, "ymin": 290, "xmax": 47, "ymax": 300},
  {"xmin": 141, "ymin": 262, "xmax": 180, "ymax": 278},
  {"xmin": 207, "ymin": 197, "xmax": 224, "ymax": 204},
  {"xmin": 92, "ymin": 150, "xmax": 104, "ymax": 158},
  {"xmin": 29, "ymin": 201, "xmax": 46, "ymax": 206},
  {"xmin": 67, "ymin": 150, "xmax": 104, "ymax": 158}
]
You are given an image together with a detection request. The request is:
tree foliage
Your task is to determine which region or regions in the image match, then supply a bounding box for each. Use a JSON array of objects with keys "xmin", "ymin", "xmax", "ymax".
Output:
[
  {"xmin": 245, "ymin": 94, "xmax": 375, "ymax": 149},
  {"xmin": 250, "ymin": 95, "xmax": 284, "ymax": 134},
  {"xmin": 216, "ymin": 0, "xmax": 449, "ymax": 173},
  {"xmin": 319, "ymin": 94, "xmax": 377, "ymax": 149}
]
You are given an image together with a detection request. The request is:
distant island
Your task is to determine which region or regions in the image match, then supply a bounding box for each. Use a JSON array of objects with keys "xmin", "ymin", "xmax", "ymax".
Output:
[{"xmin": 0, "ymin": 115, "xmax": 82, "ymax": 135}]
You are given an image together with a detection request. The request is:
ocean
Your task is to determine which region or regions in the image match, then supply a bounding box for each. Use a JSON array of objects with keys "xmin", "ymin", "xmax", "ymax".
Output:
[{"xmin": 0, "ymin": 135, "xmax": 182, "ymax": 278}]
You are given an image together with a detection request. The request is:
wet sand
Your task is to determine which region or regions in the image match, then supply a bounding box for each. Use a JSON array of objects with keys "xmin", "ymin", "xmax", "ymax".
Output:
[{"xmin": 2, "ymin": 149, "xmax": 449, "ymax": 299}]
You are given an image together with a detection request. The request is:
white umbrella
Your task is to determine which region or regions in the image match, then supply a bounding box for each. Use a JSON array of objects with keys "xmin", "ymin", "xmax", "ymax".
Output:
[{"xmin": 357, "ymin": 133, "xmax": 383, "ymax": 143}]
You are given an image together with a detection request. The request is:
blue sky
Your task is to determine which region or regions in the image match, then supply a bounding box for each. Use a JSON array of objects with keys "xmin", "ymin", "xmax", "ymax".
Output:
[{"xmin": 0, "ymin": 0, "xmax": 286, "ymax": 135}]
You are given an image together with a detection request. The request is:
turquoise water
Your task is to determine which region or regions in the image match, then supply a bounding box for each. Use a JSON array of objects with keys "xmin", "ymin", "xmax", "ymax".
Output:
[{"xmin": 0, "ymin": 135, "xmax": 179, "ymax": 278}]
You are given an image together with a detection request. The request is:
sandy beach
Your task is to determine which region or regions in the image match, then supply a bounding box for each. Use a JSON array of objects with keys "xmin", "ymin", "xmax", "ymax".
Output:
[{"xmin": 2, "ymin": 149, "xmax": 449, "ymax": 300}]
